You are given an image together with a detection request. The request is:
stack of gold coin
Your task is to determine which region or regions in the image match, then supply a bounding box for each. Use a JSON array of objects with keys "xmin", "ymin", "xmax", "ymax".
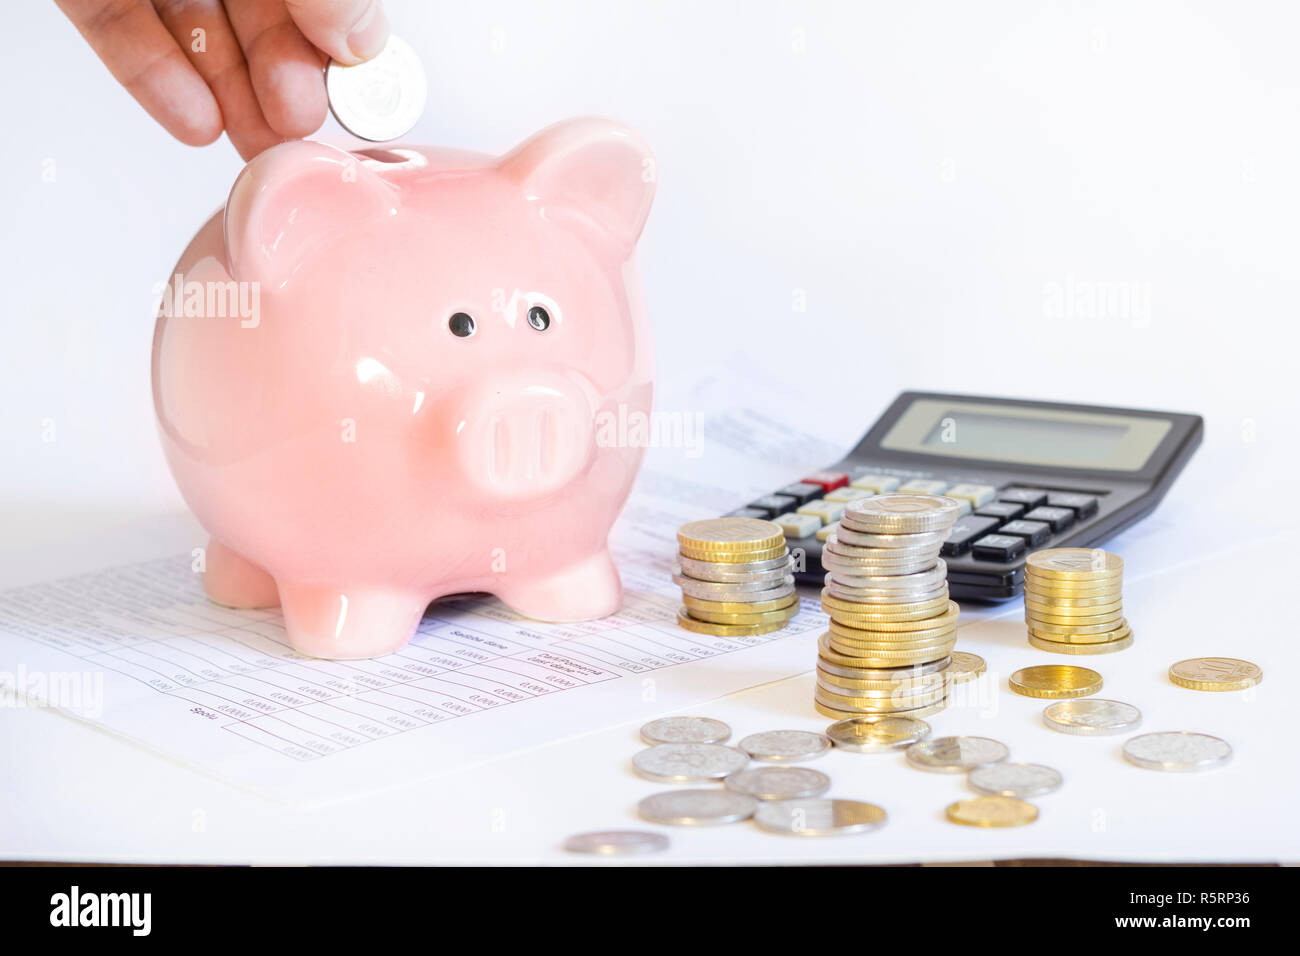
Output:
[
  {"xmin": 814, "ymin": 494, "xmax": 964, "ymax": 720},
  {"xmin": 1024, "ymin": 549, "xmax": 1131, "ymax": 654},
  {"xmin": 673, "ymin": 518, "xmax": 798, "ymax": 636}
]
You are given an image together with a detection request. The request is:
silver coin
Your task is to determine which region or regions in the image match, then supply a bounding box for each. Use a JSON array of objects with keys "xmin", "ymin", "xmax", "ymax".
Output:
[
  {"xmin": 1122, "ymin": 732, "xmax": 1233, "ymax": 772},
  {"xmin": 725, "ymin": 766, "xmax": 831, "ymax": 800},
  {"xmin": 1042, "ymin": 698, "xmax": 1142, "ymax": 736},
  {"xmin": 826, "ymin": 715, "xmax": 932, "ymax": 753},
  {"xmin": 841, "ymin": 494, "xmax": 963, "ymax": 533},
  {"xmin": 752, "ymin": 798, "xmax": 887, "ymax": 836},
  {"xmin": 640, "ymin": 716, "xmax": 731, "ymax": 746},
  {"xmin": 673, "ymin": 555, "xmax": 792, "ymax": 582},
  {"xmin": 563, "ymin": 830, "xmax": 669, "ymax": 855},
  {"xmin": 674, "ymin": 576, "xmax": 795, "ymax": 602},
  {"xmin": 738, "ymin": 730, "xmax": 832, "ymax": 763},
  {"xmin": 968, "ymin": 762, "xmax": 1063, "ymax": 797},
  {"xmin": 831, "ymin": 527, "xmax": 947, "ymax": 550},
  {"xmin": 821, "ymin": 553, "xmax": 940, "ymax": 578},
  {"xmin": 637, "ymin": 788, "xmax": 758, "ymax": 826},
  {"xmin": 823, "ymin": 564, "xmax": 947, "ymax": 591},
  {"xmin": 906, "ymin": 736, "xmax": 1010, "ymax": 773},
  {"xmin": 632, "ymin": 742, "xmax": 749, "ymax": 782},
  {"xmin": 672, "ymin": 566, "xmax": 790, "ymax": 589},
  {"xmin": 325, "ymin": 35, "xmax": 427, "ymax": 142},
  {"xmin": 817, "ymin": 657, "xmax": 951, "ymax": 680},
  {"xmin": 824, "ymin": 579, "xmax": 949, "ymax": 604}
]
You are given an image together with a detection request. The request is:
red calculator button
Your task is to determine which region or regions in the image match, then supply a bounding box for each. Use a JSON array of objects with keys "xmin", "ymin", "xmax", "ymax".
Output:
[{"xmin": 802, "ymin": 471, "xmax": 849, "ymax": 492}]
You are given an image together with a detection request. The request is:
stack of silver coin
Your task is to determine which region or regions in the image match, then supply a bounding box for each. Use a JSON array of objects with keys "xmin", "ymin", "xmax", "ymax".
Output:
[
  {"xmin": 672, "ymin": 518, "xmax": 799, "ymax": 637},
  {"xmin": 815, "ymin": 494, "xmax": 965, "ymax": 719}
]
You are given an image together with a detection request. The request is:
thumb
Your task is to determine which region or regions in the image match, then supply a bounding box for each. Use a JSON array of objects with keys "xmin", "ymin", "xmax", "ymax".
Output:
[{"xmin": 284, "ymin": 0, "xmax": 390, "ymax": 65}]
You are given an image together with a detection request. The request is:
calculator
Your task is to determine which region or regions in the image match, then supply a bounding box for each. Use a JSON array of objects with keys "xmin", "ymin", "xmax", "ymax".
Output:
[{"xmin": 726, "ymin": 392, "xmax": 1202, "ymax": 601}]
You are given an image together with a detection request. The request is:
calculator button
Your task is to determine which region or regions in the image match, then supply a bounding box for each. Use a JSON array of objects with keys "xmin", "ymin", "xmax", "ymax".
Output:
[
  {"xmin": 941, "ymin": 516, "xmax": 1001, "ymax": 556},
  {"xmin": 945, "ymin": 483, "xmax": 997, "ymax": 508},
  {"xmin": 998, "ymin": 519, "xmax": 1052, "ymax": 547},
  {"xmin": 816, "ymin": 521, "xmax": 839, "ymax": 542},
  {"xmin": 802, "ymin": 471, "xmax": 849, "ymax": 492},
  {"xmin": 897, "ymin": 479, "xmax": 948, "ymax": 495},
  {"xmin": 824, "ymin": 486, "xmax": 867, "ymax": 503},
  {"xmin": 777, "ymin": 482, "xmax": 823, "ymax": 506},
  {"xmin": 726, "ymin": 508, "xmax": 769, "ymax": 519},
  {"xmin": 975, "ymin": 501, "xmax": 1025, "ymax": 522},
  {"xmin": 849, "ymin": 473, "xmax": 900, "ymax": 493},
  {"xmin": 997, "ymin": 488, "xmax": 1047, "ymax": 508},
  {"xmin": 1047, "ymin": 492, "xmax": 1099, "ymax": 519},
  {"xmin": 950, "ymin": 497, "xmax": 972, "ymax": 516},
  {"xmin": 774, "ymin": 512, "xmax": 821, "ymax": 539},
  {"xmin": 798, "ymin": 499, "xmax": 845, "ymax": 525},
  {"xmin": 1022, "ymin": 505, "xmax": 1076, "ymax": 532},
  {"xmin": 746, "ymin": 494, "xmax": 798, "ymax": 519},
  {"xmin": 971, "ymin": 533, "xmax": 1027, "ymax": 562}
]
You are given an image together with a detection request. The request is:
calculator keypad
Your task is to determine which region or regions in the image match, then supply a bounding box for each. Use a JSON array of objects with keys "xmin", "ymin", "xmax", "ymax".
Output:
[{"xmin": 732, "ymin": 472, "xmax": 1107, "ymax": 583}]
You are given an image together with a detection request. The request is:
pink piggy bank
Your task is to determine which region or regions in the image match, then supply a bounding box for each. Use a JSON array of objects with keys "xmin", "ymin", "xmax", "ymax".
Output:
[{"xmin": 152, "ymin": 118, "xmax": 656, "ymax": 659}]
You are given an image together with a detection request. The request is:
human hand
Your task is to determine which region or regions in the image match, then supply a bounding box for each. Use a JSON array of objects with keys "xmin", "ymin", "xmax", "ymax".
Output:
[{"xmin": 56, "ymin": 0, "xmax": 390, "ymax": 160}]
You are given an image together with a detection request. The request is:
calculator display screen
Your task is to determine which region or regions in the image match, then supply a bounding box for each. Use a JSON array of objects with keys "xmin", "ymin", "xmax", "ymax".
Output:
[{"xmin": 881, "ymin": 399, "xmax": 1172, "ymax": 471}]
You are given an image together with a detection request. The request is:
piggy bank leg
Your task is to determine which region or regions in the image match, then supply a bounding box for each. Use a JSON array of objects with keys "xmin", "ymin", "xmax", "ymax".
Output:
[
  {"xmin": 277, "ymin": 584, "xmax": 427, "ymax": 659},
  {"xmin": 497, "ymin": 548, "xmax": 623, "ymax": 622},
  {"xmin": 202, "ymin": 539, "xmax": 280, "ymax": 609}
]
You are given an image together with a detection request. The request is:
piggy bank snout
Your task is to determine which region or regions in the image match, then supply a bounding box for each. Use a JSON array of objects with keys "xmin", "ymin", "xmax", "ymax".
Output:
[{"xmin": 454, "ymin": 377, "xmax": 596, "ymax": 497}]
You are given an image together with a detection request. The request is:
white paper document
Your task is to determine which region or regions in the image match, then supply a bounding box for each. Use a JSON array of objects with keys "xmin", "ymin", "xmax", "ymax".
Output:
[{"xmin": 0, "ymin": 408, "xmax": 835, "ymax": 807}]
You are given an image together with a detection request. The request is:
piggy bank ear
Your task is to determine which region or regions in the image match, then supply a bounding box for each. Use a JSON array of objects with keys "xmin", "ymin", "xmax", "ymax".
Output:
[
  {"xmin": 224, "ymin": 141, "xmax": 397, "ymax": 286},
  {"xmin": 499, "ymin": 118, "xmax": 656, "ymax": 250}
]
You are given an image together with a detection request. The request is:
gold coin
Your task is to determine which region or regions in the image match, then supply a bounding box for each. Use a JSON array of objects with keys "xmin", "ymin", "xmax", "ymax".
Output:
[
  {"xmin": 819, "ymin": 591, "xmax": 951, "ymax": 621},
  {"xmin": 1168, "ymin": 657, "xmax": 1263, "ymax": 692},
  {"xmin": 678, "ymin": 543, "xmax": 789, "ymax": 564},
  {"xmin": 677, "ymin": 517, "xmax": 784, "ymax": 555},
  {"xmin": 817, "ymin": 656, "xmax": 952, "ymax": 681},
  {"xmin": 1028, "ymin": 622, "xmax": 1131, "ymax": 645},
  {"xmin": 829, "ymin": 619, "xmax": 957, "ymax": 643},
  {"xmin": 1023, "ymin": 591, "xmax": 1124, "ymax": 609},
  {"xmin": 687, "ymin": 603, "xmax": 801, "ymax": 626},
  {"xmin": 1025, "ymin": 598, "xmax": 1123, "ymax": 616},
  {"xmin": 1028, "ymin": 632, "xmax": 1133, "ymax": 655},
  {"xmin": 815, "ymin": 687, "xmax": 948, "ymax": 713},
  {"xmin": 946, "ymin": 651, "xmax": 986, "ymax": 684},
  {"xmin": 1025, "ymin": 616, "xmax": 1127, "ymax": 636},
  {"xmin": 815, "ymin": 696, "xmax": 949, "ymax": 721},
  {"xmin": 682, "ymin": 593, "xmax": 799, "ymax": 615},
  {"xmin": 819, "ymin": 633, "xmax": 954, "ymax": 668},
  {"xmin": 829, "ymin": 602, "xmax": 958, "ymax": 633},
  {"xmin": 945, "ymin": 796, "xmax": 1038, "ymax": 827},
  {"xmin": 828, "ymin": 630, "xmax": 956, "ymax": 653},
  {"xmin": 1026, "ymin": 548, "xmax": 1123, "ymax": 578},
  {"xmin": 1009, "ymin": 664, "xmax": 1102, "ymax": 698},
  {"xmin": 676, "ymin": 607, "xmax": 788, "ymax": 636}
]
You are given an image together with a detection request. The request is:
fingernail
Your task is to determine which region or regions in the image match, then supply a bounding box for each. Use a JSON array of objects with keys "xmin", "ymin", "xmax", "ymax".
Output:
[{"xmin": 347, "ymin": 1, "xmax": 390, "ymax": 61}]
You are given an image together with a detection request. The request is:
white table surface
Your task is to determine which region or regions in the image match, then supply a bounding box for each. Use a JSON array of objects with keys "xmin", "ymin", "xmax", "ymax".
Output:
[{"xmin": 4, "ymin": 0, "xmax": 1300, "ymax": 864}]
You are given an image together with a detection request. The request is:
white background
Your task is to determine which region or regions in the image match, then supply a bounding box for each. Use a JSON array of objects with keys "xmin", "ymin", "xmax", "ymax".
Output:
[{"xmin": 2, "ymin": 1, "xmax": 1299, "ymax": 863}]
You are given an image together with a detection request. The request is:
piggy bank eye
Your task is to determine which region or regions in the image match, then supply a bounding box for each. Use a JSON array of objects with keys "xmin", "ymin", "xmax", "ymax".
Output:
[
  {"xmin": 526, "ymin": 305, "xmax": 551, "ymax": 332},
  {"xmin": 448, "ymin": 312, "xmax": 476, "ymax": 337}
]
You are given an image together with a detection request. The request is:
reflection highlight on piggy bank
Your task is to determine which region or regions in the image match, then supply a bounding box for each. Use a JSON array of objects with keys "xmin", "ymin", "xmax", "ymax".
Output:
[{"xmin": 152, "ymin": 118, "xmax": 655, "ymax": 659}]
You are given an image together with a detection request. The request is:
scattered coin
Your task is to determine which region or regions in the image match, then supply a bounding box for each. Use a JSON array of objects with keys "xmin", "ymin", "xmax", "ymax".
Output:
[
  {"xmin": 945, "ymin": 796, "xmax": 1039, "ymax": 827},
  {"xmin": 752, "ymin": 798, "xmax": 887, "ymax": 836},
  {"xmin": 946, "ymin": 651, "xmax": 986, "ymax": 684},
  {"xmin": 563, "ymin": 830, "xmax": 669, "ymax": 855},
  {"xmin": 1041, "ymin": 698, "xmax": 1142, "ymax": 736},
  {"xmin": 967, "ymin": 762, "xmax": 1063, "ymax": 797},
  {"xmin": 632, "ymin": 742, "xmax": 749, "ymax": 783},
  {"xmin": 1009, "ymin": 664, "xmax": 1102, "ymax": 699},
  {"xmin": 637, "ymin": 789, "xmax": 758, "ymax": 826},
  {"xmin": 738, "ymin": 730, "xmax": 832, "ymax": 763},
  {"xmin": 326, "ymin": 35, "xmax": 427, "ymax": 142},
  {"xmin": 906, "ymin": 736, "xmax": 1010, "ymax": 773},
  {"xmin": 640, "ymin": 716, "xmax": 731, "ymax": 746},
  {"xmin": 725, "ymin": 766, "xmax": 831, "ymax": 800},
  {"xmin": 825, "ymin": 715, "xmax": 931, "ymax": 753},
  {"xmin": 1168, "ymin": 657, "xmax": 1263, "ymax": 692},
  {"xmin": 1122, "ymin": 732, "xmax": 1233, "ymax": 772}
]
